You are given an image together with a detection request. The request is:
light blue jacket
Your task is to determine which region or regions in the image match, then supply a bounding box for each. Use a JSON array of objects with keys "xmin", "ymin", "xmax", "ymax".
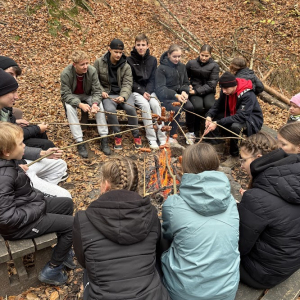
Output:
[{"xmin": 161, "ymin": 171, "xmax": 240, "ymax": 300}]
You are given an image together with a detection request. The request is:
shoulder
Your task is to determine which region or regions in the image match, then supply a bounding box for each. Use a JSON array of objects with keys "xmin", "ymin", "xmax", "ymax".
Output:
[
  {"xmin": 87, "ymin": 65, "xmax": 97, "ymax": 74},
  {"xmin": 61, "ymin": 64, "xmax": 73, "ymax": 76}
]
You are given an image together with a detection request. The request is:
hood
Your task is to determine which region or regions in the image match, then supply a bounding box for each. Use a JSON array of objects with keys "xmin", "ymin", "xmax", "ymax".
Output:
[
  {"xmin": 236, "ymin": 77, "xmax": 253, "ymax": 97},
  {"xmin": 130, "ymin": 47, "xmax": 150, "ymax": 60},
  {"xmin": 179, "ymin": 171, "xmax": 232, "ymax": 216},
  {"xmin": 251, "ymin": 149, "xmax": 300, "ymax": 204},
  {"xmin": 236, "ymin": 68, "xmax": 256, "ymax": 81},
  {"xmin": 85, "ymin": 190, "xmax": 156, "ymax": 245},
  {"xmin": 103, "ymin": 51, "xmax": 127, "ymax": 68},
  {"xmin": 159, "ymin": 51, "xmax": 177, "ymax": 68}
]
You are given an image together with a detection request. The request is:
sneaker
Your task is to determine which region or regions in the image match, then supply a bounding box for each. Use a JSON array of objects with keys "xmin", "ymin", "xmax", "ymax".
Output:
[
  {"xmin": 63, "ymin": 249, "xmax": 76, "ymax": 270},
  {"xmin": 114, "ymin": 137, "xmax": 123, "ymax": 150},
  {"xmin": 186, "ymin": 132, "xmax": 196, "ymax": 145},
  {"xmin": 221, "ymin": 156, "xmax": 239, "ymax": 169},
  {"xmin": 134, "ymin": 137, "xmax": 142, "ymax": 149},
  {"xmin": 149, "ymin": 140, "xmax": 159, "ymax": 150},
  {"xmin": 58, "ymin": 172, "xmax": 68, "ymax": 183},
  {"xmin": 38, "ymin": 262, "xmax": 67, "ymax": 285},
  {"xmin": 169, "ymin": 137, "xmax": 179, "ymax": 145},
  {"xmin": 77, "ymin": 144, "xmax": 88, "ymax": 158}
]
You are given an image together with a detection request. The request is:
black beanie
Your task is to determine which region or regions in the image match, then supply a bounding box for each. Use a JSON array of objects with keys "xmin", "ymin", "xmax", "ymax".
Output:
[
  {"xmin": 0, "ymin": 56, "xmax": 18, "ymax": 71},
  {"xmin": 0, "ymin": 69, "xmax": 18, "ymax": 96},
  {"xmin": 109, "ymin": 39, "xmax": 124, "ymax": 50},
  {"xmin": 219, "ymin": 71, "xmax": 237, "ymax": 88}
]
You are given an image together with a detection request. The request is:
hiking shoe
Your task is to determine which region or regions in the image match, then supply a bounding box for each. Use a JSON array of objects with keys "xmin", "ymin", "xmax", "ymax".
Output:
[
  {"xmin": 38, "ymin": 262, "xmax": 67, "ymax": 286},
  {"xmin": 221, "ymin": 156, "xmax": 239, "ymax": 169},
  {"xmin": 134, "ymin": 137, "xmax": 142, "ymax": 149},
  {"xmin": 63, "ymin": 249, "xmax": 76, "ymax": 270},
  {"xmin": 186, "ymin": 132, "xmax": 196, "ymax": 145},
  {"xmin": 114, "ymin": 137, "xmax": 123, "ymax": 150},
  {"xmin": 101, "ymin": 137, "xmax": 111, "ymax": 155},
  {"xmin": 77, "ymin": 144, "xmax": 88, "ymax": 158},
  {"xmin": 149, "ymin": 140, "xmax": 159, "ymax": 150}
]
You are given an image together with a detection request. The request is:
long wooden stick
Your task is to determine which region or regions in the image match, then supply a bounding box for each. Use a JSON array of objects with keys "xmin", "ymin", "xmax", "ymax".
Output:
[
  {"xmin": 173, "ymin": 119, "xmax": 193, "ymax": 145},
  {"xmin": 143, "ymin": 157, "xmax": 146, "ymax": 197},
  {"xmin": 164, "ymin": 148, "xmax": 177, "ymax": 195},
  {"xmin": 28, "ymin": 122, "xmax": 147, "ymax": 127}
]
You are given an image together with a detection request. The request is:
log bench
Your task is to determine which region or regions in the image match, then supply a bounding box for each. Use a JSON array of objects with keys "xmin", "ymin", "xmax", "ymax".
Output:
[
  {"xmin": 235, "ymin": 268, "xmax": 300, "ymax": 300},
  {"xmin": 0, "ymin": 233, "xmax": 57, "ymax": 297}
]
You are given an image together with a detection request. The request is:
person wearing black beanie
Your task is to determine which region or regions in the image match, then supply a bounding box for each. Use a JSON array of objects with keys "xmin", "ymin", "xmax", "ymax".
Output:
[
  {"xmin": 0, "ymin": 56, "xmax": 22, "ymax": 78},
  {"xmin": 0, "ymin": 68, "xmax": 18, "ymax": 97}
]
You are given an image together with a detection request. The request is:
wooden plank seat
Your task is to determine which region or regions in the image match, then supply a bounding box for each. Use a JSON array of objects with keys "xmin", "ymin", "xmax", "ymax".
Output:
[{"xmin": 0, "ymin": 233, "xmax": 57, "ymax": 297}]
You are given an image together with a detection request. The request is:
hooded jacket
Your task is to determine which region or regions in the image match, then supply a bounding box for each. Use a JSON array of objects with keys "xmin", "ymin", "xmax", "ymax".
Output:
[
  {"xmin": 127, "ymin": 48, "xmax": 157, "ymax": 95},
  {"xmin": 0, "ymin": 159, "xmax": 46, "ymax": 238},
  {"xmin": 239, "ymin": 149, "xmax": 300, "ymax": 288},
  {"xmin": 73, "ymin": 190, "xmax": 170, "ymax": 300},
  {"xmin": 161, "ymin": 171, "xmax": 240, "ymax": 300},
  {"xmin": 186, "ymin": 57, "xmax": 220, "ymax": 96},
  {"xmin": 206, "ymin": 78, "xmax": 263, "ymax": 136},
  {"xmin": 93, "ymin": 52, "xmax": 133, "ymax": 100},
  {"xmin": 235, "ymin": 68, "xmax": 264, "ymax": 95},
  {"xmin": 155, "ymin": 51, "xmax": 190, "ymax": 101}
]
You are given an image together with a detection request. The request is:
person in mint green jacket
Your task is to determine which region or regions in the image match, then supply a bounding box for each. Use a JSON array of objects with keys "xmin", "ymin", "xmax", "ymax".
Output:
[{"xmin": 161, "ymin": 143, "xmax": 240, "ymax": 300}]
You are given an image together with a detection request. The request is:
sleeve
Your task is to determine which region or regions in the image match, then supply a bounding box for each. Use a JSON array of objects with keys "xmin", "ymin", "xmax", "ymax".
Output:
[
  {"xmin": 195, "ymin": 63, "xmax": 220, "ymax": 95},
  {"xmin": 90, "ymin": 69, "xmax": 102, "ymax": 104},
  {"xmin": 60, "ymin": 70, "xmax": 81, "ymax": 107},
  {"xmin": 22, "ymin": 125, "xmax": 41, "ymax": 140},
  {"xmin": 206, "ymin": 92, "xmax": 225, "ymax": 119},
  {"xmin": 179, "ymin": 67, "xmax": 190, "ymax": 94},
  {"xmin": 253, "ymin": 75, "xmax": 264, "ymax": 94},
  {"xmin": 238, "ymin": 190, "xmax": 269, "ymax": 256},
  {"xmin": 120, "ymin": 64, "xmax": 133, "ymax": 101},
  {"xmin": 186, "ymin": 61, "xmax": 192, "ymax": 79},
  {"xmin": 23, "ymin": 146, "xmax": 41, "ymax": 161},
  {"xmin": 155, "ymin": 67, "xmax": 177, "ymax": 101},
  {"xmin": 73, "ymin": 212, "xmax": 86, "ymax": 268},
  {"xmin": 162, "ymin": 197, "xmax": 174, "ymax": 241},
  {"xmin": 145, "ymin": 58, "xmax": 157, "ymax": 94}
]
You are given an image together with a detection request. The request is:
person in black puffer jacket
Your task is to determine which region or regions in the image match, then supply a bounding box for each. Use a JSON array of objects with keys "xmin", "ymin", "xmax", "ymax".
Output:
[
  {"xmin": 186, "ymin": 44, "xmax": 219, "ymax": 137},
  {"xmin": 229, "ymin": 57, "xmax": 264, "ymax": 95},
  {"xmin": 73, "ymin": 157, "xmax": 170, "ymax": 300},
  {"xmin": 238, "ymin": 132, "xmax": 300, "ymax": 289},
  {"xmin": 155, "ymin": 44, "xmax": 195, "ymax": 144}
]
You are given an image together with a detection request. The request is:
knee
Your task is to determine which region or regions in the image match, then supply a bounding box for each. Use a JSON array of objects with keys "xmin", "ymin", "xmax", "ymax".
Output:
[
  {"xmin": 125, "ymin": 106, "xmax": 137, "ymax": 116},
  {"xmin": 186, "ymin": 102, "xmax": 194, "ymax": 111},
  {"xmin": 62, "ymin": 197, "xmax": 74, "ymax": 215},
  {"xmin": 230, "ymin": 123, "xmax": 244, "ymax": 133}
]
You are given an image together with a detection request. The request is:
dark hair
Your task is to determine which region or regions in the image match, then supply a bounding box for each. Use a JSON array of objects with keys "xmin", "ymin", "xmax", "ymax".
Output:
[
  {"xmin": 182, "ymin": 143, "xmax": 219, "ymax": 174},
  {"xmin": 200, "ymin": 44, "xmax": 212, "ymax": 54},
  {"xmin": 167, "ymin": 44, "xmax": 181, "ymax": 55},
  {"xmin": 229, "ymin": 57, "xmax": 247, "ymax": 74},
  {"xmin": 135, "ymin": 33, "xmax": 149, "ymax": 44},
  {"xmin": 10, "ymin": 65, "xmax": 22, "ymax": 77},
  {"xmin": 278, "ymin": 122, "xmax": 300, "ymax": 147}
]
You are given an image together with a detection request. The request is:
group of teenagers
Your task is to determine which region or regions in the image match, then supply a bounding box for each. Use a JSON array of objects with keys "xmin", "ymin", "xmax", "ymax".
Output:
[{"xmin": 1, "ymin": 32, "xmax": 300, "ymax": 300}]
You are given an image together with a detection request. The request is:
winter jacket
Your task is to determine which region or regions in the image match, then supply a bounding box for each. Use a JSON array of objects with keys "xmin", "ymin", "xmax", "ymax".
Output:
[
  {"xmin": 127, "ymin": 48, "xmax": 157, "ymax": 95},
  {"xmin": 206, "ymin": 78, "xmax": 263, "ymax": 136},
  {"xmin": 0, "ymin": 159, "xmax": 46, "ymax": 238},
  {"xmin": 73, "ymin": 190, "xmax": 170, "ymax": 300},
  {"xmin": 93, "ymin": 52, "xmax": 133, "ymax": 100},
  {"xmin": 155, "ymin": 51, "xmax": 190, "ymax": 101},
  {"xmin": 235, "ymin": 68, "xmax": 264, "ymax": 95},
  {"xmin": 239, "ymin": 149, "xmax": 300, "ymax": 288},
  {"xmin": 162, "ymin": 171, "xmax": 240, "ymax": 300},
  {"xmin": 60, "ymin": 64, "xmax": 102, "ymax": 107},
  {"xmin": 186, "ymin": 57, "xmax": 219, "ymax": 96}
]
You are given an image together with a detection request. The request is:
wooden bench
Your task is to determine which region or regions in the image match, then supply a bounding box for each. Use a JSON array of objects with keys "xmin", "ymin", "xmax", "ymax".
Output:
[
  {"xmin": 0, "ymin": 233, "xmax": 57, "ymax": 297},
  {"xmin": 235, "ymin": 269, "xmax": 300, "ymax": 300}
]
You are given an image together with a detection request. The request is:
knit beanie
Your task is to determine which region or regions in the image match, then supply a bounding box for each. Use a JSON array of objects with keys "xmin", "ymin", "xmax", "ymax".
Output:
[
  {"xmin": 219, "ymin": 71, "xmax": 237, "ymax": 88},
  {"xmin": 0, "ymin": 69, "xmax": 18, "ymax": 96},
  {"xmin": 109, "ymin": 39, "xmax": 124, "ymax": 50},
  {"xmin": 0, "ymin": 56, "xmax": 18, "ymax": 71},
  {"xmin": 290, "ymin": 93, "xmax": 300, "ymax": 108}
]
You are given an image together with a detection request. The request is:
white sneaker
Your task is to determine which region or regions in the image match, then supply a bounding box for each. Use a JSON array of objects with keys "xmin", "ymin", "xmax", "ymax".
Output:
[
  {"xmin": 149, "ymin": 140, "xmax": 159, "ymax": 150},
  {"xmin": 169, "ymin": 137, "xmax": 179, "ymax": 145},
  {"xmin": 186, "ymin": 132, "xmax": 196, "ymax": 145}
]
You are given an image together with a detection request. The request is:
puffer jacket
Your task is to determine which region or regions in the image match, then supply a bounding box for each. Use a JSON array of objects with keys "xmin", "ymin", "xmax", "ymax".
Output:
[
  {"xmin": 0, "ymin": 159, "xmax": 46, "ymax": 238},
  {"xmin": 73, "ymin": 190, "xmax": 170, "ymax": 300},
  {"xmin": 60, "ymin": 64, "xmax": 102, "ymax": 107},
  {"xmin": 235, "ymin": 68, "xmax": 264, "ymax": 94},
  {"xmin": 162, "ymin": 171, "xmax": 240, "ymax": 300},
  {"xmin": 239, "ymin": 149, "xmax": 300, "ymax": 288},
  {"xmin": 186, "ymin": 57, "xmax": 219, "ymax": 96},
  {"xmin": 93, "ymin": 52, "xmax": 133, "ymax": 100},
  {"xmin": 155, "ymin": 51, "xmax": 189, "ymax": 101}
]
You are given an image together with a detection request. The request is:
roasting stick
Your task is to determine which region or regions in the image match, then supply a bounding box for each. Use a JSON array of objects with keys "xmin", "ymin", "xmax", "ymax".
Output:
[{"xmin": 164, "ymin": 148, "xmax": 177, "ymax": 195}]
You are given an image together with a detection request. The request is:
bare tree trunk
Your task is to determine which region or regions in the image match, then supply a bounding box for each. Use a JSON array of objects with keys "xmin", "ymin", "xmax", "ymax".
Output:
[{"xmin": 259, "ymin": 91, "xmax": 289, "ymax": 110}]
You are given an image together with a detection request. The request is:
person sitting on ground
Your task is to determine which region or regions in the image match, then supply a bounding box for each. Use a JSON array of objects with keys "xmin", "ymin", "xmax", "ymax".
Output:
[
  {"xmin": 186, "ymin": 44, "xmax": 219, "ymax": 137},
  {"xmin": 287, "ymin": 92, "xmax": 300, "ymax": 123},
  {"xmin": 155, "ymin": 44, "xmax": 195, "ymax": 145},
  {"xmin": 161, "ymin": 143, "xmax": 240, "ymax": 300},
  {"xmin": 94, "ymin": 39, "xmax": 141, "ymax": 151},
  {"xmin": 238, "ymin": 132, "xmax": 300, "ymax": 289},
  {"xmin": 277, "ymin": 122, "xmax": 300, "ymax": 154},
  {"xmin": 73, "ymin": 157, "xmax": 170, "ymax": 300},
  {"xmin": 0, "ymin": 122, "xmax": 75, "ymax": 286},
  {"xmin": 127, "ymin": 33, "xmax": 167, "ymax": 149},
  {"xmin": 61, "ymin": 50, "xmax": 110, "ymax": 158},
  {"xmin": 204, "ymin": 71, "xmax": 263, "ymax": 168},
  {"xmin": 229, "ymin": 57, "xmax": 264, "ymax": 95},
  {"xmin": 0, "ymin": 68, "xmax": 71, "ymax": 198}
]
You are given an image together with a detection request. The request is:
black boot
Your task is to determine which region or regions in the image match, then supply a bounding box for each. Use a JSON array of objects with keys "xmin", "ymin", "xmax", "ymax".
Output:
[
  {"xmin": 101, "ymin": 137, "xmax": 111, "ymax": 155},
  {"xmin": 77, "ymin": 144, "xmax": 88, "ymax": 158}
]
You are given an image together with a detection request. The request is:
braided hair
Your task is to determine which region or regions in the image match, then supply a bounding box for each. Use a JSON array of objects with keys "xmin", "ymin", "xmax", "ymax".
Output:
[{"xmin": 100, "ymin": 157, "xmax": 139, "ymax": 192}]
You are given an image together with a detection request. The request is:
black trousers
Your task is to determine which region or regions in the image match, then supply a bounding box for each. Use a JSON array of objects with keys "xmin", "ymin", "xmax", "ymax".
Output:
[
  {"xmin": 162, "ymin": 99, "xmax": 195, "ymax": 136},
  {"xmin": 24, "ymin": 132, "xmax": 55, "ymax": 150},
  {"xmin": 190, "ymin": 93, "xmax": 215, "ymax": 135},
  {"xmin": 7, "ymin": 197, "xmax": 74, "ymax": 265}
]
